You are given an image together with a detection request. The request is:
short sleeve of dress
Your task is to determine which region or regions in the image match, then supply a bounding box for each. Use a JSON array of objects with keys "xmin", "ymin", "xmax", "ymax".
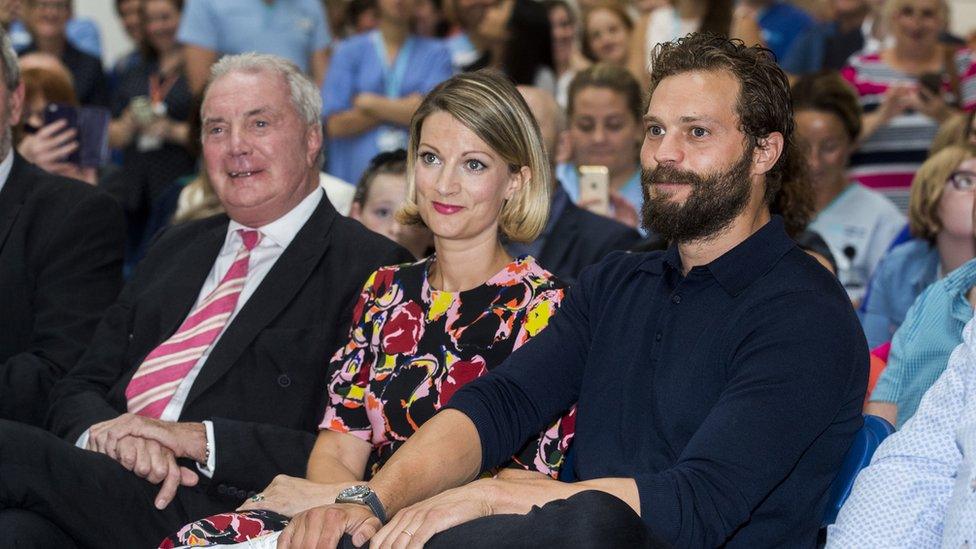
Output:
[
  {"xmin": 318, "ymin": 267, "xmax": 392, "ymax": 442},
  {"xmin": 504, "ymin": 286, "xmax": 576, "ymax": 478}
]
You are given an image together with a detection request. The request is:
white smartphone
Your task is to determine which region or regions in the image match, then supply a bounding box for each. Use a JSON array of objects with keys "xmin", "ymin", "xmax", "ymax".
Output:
[{"xmin": 578, "ymin": 165, "xmax": 610, "ymax": 216}]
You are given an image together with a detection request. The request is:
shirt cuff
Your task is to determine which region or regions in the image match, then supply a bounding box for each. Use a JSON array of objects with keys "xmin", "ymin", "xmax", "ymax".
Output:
[
  {"xmin": 196, "ymin": 420, "xmax": 216, "ymax": 478},
  {"xmin": 76, "ymin": 429, "xmax": 90, "ymax": 450}
]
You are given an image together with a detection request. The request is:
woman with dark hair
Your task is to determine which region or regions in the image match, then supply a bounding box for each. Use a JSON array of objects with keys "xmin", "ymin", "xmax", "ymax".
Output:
[
  {"xmin": 792, "ymin": 71, "xmax": 905, "ymax": 303},
  {"xmin": 557, "ymin": 63, "xmax": 644, "ymax": 229},
  {"xmin": 107, "ymin": 0, "xmax": 195, "ymax": 269},
  {"xmin": 544, "ymin": 0, "xmax": 590, "ymax": 107},
  {"xmin": 469, "ymin": 0, "xmax": 555, "ymax": 90}
]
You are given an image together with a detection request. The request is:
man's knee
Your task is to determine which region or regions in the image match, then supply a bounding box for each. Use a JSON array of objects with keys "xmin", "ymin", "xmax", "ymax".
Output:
[{"xmin": 0, "ymin": 509, "xmax": 78, "ymax": 548}]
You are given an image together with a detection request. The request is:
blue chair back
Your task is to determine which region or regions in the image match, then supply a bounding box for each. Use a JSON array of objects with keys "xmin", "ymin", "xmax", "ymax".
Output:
[{"xmin": 821, "ymin": 414, "xmax": 894, "ymax": 527}]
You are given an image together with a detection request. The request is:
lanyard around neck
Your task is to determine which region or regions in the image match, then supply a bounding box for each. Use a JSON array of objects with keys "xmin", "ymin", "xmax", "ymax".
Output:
[{"xmin": 371, "ymin": 31, "xmax": 415, "ymax": 98}]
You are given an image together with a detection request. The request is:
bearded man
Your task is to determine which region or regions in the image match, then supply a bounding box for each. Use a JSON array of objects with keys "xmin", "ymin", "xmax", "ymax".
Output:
[{"xmin": 275, "ymin": 33, "xmax": 869, "ymax": 549}]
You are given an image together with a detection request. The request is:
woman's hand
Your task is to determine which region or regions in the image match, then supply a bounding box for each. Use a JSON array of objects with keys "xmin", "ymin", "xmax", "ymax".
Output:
[
  {"xmin": 369, "ymin": 479, "xmax": 497, "ymax": 549},
  {"xmin": 18, "ymin": 118, "xmax": 78, "ymax": 170},
  {"xmin": 237, "ymin": 475, "xmax": 350, "ymax": 518},
  {"xmin": 915, "ymin": 85, "xmax": 954, "ymax": 122}
]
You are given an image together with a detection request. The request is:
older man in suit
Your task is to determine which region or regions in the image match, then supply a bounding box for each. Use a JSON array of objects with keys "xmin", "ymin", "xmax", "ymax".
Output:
[
  {"xmin": 0, "ymin": 51, "xmax": 412, "ymax": 547},
  {"xmin": 0, "ymin": 30, "xmax": 124, "ymax": 426}
]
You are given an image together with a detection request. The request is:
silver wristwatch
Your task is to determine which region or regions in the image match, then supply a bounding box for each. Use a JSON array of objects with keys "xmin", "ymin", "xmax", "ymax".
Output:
[{"xmin": 335, "ymin": 485, "xmax": 388, "ymax": 524}]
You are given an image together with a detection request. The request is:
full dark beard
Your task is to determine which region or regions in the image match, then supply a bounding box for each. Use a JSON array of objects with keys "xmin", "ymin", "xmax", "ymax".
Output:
[{"xmin": 640, "ymin": 150, "xmax": 754, "ymax": 244}]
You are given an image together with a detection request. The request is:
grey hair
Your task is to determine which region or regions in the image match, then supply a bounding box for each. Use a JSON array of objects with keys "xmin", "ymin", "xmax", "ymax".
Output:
[
  {"xmin": 0, "ymin": 28, "xmax": 20, "ymax": 90},
  {"xmin": 204, "ymin": 52, "xmax": 324, "ymax": 164}
]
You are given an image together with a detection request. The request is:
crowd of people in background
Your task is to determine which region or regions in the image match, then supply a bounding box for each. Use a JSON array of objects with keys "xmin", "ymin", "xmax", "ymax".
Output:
[{"xmin": 0, "ymin": 0, "xmax": 975, "ymax": 546}]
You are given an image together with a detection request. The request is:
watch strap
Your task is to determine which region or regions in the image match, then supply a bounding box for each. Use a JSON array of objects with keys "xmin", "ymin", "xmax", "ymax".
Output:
[{"xmin": 362, "ymin": 491, "xmax": 388, "ymax": 524}]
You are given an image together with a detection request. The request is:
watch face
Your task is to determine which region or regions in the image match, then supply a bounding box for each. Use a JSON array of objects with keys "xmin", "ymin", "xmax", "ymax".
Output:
[{"xmin": 339, "ymin": 485, "xmax": 371, "ymax": 501}]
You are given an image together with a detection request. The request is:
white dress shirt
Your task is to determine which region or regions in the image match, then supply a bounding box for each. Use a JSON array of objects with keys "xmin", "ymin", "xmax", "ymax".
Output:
[
  {"xmin": 78, "ymin": 187, "xmax": 324, "ymax": 476},
  {"xmin": 0, "ymin": 150, "xmax": 17, "ymax": 194}
]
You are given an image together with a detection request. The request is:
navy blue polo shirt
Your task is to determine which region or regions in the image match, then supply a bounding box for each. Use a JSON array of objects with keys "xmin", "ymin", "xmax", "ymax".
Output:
[{"xmin": 448, "ymin": 216, "xmax": 869, "ymax": 547}]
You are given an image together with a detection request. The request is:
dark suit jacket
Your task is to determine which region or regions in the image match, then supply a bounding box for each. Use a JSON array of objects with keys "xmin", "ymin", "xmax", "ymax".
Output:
[
  {"xmin": 537, "ymin": 200, "xmax": 642, "ymax": 284},
  {"xmin": 48, "ymin": 195, "xmax": 413, "ymax": 502},
  {"xmin": 0, "ymin": 153, "xmax": 125, "ymax": 425}
]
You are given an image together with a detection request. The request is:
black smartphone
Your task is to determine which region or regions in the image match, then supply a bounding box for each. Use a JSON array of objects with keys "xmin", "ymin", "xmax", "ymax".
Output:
[
  {"xmin": 43, "ymin": 103, "xmax": 80, "ymax": 164},
  {"xmin": 919, "ymin": 73, "xmax": 943, "ymax": 97},
  {"xmin": 42, "ymin": 103, "xmax": 110, "ymax": 168}
]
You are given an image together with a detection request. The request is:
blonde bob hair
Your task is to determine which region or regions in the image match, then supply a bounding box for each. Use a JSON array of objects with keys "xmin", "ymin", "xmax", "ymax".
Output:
[
  {"xmin": 396, "ymin": 70, "xmax": 551, "ymax": 243},
  {"xmin": 909, "ymin": 144, "xmax": 976, "ymax": 241}
]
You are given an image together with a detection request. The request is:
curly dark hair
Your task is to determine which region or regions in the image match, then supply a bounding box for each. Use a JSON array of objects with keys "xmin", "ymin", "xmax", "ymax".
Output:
[{"xmin": 648, "ymin": 33, "xmax": 807, "ymax": 209}]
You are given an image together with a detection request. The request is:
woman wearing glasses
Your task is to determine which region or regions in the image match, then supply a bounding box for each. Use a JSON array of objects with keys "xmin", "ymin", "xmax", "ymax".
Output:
[
  {"xmin": 865, "ymin": 146, "xmax": 976, "ymax": 427},
  {"xmin": 860, "ymin": 145, "xmax": 976, "ymax": 353}
]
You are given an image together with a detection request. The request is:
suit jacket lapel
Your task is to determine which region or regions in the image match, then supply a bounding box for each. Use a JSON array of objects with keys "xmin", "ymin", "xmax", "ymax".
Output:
[
  {"xmin": 539, "ymin": 203, "xmax": 581, "ymax": 273},
  {"xmin": 155, "ymin": 220, "xmax": 229, "ymax": 342},
  {"xmin": 0, "ymin": 155, "xmax": 31, "ymax": 254},
  {"xmin": 184, "ymin": 198, "xmax": 337, "ymax": 406}
]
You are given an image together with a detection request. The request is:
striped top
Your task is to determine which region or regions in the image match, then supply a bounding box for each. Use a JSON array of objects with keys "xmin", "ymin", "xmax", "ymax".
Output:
[
  {"xmin": 841, "ymin": 49, "xmax": 976, "ymax": 212},
  {"xmin": 869, "ymin": 256, "xmax": 976, "ymax": 427}
]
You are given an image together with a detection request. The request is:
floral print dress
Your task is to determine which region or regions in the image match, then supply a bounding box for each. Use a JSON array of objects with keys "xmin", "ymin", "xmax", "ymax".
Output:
[
  {"xmin": 161, "ymin": 256, "xmax": 574, "ymax": 548},
  {"xmin": 322, "ymin": 255, "xmax": 572, "ymax": 478}
]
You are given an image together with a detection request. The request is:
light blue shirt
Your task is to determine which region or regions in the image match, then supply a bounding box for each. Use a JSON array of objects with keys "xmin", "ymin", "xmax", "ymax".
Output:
[
  {"xmin": 870, "ymin": 257, "xmax": 976, "ymax": 427},
  {"xmin": 445, "ymin": 32, "xmax": 479, "ymax": 72},
  {"xmin": 10, "ymin": 18, "xmax": 102, "ymax": 58},
  {"xmin": 177, "ymin": 0, "xmax": 331, "ymax": 73},
  {"xmin": 860, "ymin": 238, "xmax": 940, "ymax": 349},
  {"xmin": 828, "ymin": 312, "xmax": 976, "ymax": 548},
  {"xmin": 322, "ymin": 32, "xmax": 452, "ymax": 183}
]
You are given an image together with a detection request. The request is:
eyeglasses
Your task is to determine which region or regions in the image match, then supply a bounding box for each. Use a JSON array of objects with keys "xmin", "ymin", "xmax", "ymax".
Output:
[{"xmin": 947, "ymin": 170, "xmax": 976, "ymax": 192}]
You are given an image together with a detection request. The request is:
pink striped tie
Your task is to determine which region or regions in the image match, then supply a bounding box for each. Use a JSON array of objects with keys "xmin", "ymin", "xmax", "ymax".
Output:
[{"xmin": 125, "ymin": 229, "xmax": 262, "ymax": 418}]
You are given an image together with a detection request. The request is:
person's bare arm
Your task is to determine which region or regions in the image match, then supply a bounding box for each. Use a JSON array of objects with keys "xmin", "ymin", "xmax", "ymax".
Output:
[
  {"xmin": 864, "ymin": 401, "xmax": 898, "ymax": 425},
  {"xmin": 326, "ymin": 109, "xmax": 381, "ymax": 137},
  {"xmin": 310, "ymin": 48, "xmax": 330, "ymax": 88},
  {"xmin": 306, "ymin": 430, "xmax": 372, "ymax": 482},
  {"xmin": 184, "ymin": 44, "xmax": 219, "ymax": 96},
  {"xmin": 355, "ymin": 93, "xmax": 424, "ymax": 127}
]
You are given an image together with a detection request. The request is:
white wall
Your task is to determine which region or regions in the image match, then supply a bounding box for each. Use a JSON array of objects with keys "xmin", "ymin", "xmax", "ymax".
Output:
[
  {"xmin": 949, "ymin": 0, "xmax": 976, "ymax": 39},
  {"xmin": 74, "ymin": 0, "xmax": 133, "ymax": 67}
]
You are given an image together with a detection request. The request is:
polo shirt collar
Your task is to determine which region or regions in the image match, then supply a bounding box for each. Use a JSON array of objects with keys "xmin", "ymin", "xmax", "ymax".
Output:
[{"xmin": 641, "ymin": 216, "xmax": 795, "ymax": 296}]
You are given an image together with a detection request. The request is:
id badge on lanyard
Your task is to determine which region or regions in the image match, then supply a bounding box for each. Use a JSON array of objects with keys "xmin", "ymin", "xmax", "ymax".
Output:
[{"xmin": 372, "ymin": 31, "xmax": 413, "ymax": 152}]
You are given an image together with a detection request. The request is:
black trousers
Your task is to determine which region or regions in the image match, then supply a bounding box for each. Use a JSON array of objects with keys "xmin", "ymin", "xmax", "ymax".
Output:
[
  {"xmin": 0, "ymin": 419, "xmax": 230, "ymax": 548},
  {"xmin": 343, "ymin": 490, "xmax": 669, "ymax": 549}
]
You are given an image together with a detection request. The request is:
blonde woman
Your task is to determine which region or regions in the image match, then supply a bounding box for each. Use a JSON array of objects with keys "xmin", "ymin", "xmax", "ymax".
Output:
[
  {"xmin": 162, "ymin": 70, "xmax": 574, "ymax": 547},
  {"xmin": 860, "ymin": 145, "xmax": 976, "ymax": 348}
]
